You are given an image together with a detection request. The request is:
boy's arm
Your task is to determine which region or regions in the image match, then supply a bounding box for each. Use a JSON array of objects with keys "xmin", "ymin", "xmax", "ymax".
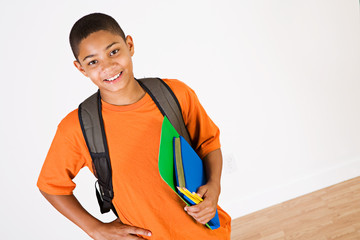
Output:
[
  {"xmin": 39, "ymin": 190, "xmax": 152, "ymax": 239},
  {"xmin": 184, "ymin": 148, "xmax": 222, "ymax": 225}
]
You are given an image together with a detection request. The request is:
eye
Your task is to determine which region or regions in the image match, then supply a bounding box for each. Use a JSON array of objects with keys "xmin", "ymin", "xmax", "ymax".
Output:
[
  {"xmin": 110, "ymin": 49, "xmax": 119, "ymax": 56},
  {"xmin": 88, "ymin": 60, "xmax": 98, "ymax": 66}
]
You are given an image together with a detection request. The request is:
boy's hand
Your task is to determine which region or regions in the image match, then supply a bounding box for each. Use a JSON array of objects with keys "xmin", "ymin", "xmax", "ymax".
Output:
[
  {"xmin": 184, "ymin": 181, "xmax": 220, "ymax": 225},
  {"xmin": 91, "ymin": 218, "xmax": 152, "ymax": 240},
  {"xmin": 38, "ymin": 191, "xmax": 151, "ymax": 239}
]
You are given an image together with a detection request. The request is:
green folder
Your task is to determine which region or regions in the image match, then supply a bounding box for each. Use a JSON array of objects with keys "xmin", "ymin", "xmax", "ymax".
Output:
[{"xmin": 158, "ymin": 116, "xmax": 180, "ymax": 192}]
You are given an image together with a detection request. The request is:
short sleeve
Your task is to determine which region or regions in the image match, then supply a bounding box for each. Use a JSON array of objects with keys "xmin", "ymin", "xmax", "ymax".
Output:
[
  {"xmin": 163, "ymin": 79, "xmax": 221, "ymax": 159},
  {"xmin": 37, "ymin": 111, "xmax": 90, "ymax": 195}
]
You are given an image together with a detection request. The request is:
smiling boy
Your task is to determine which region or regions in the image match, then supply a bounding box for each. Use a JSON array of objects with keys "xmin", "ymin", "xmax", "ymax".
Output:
[{"xmin": 37, "ymin": 13, "xmax": 231, "ymax": 239}]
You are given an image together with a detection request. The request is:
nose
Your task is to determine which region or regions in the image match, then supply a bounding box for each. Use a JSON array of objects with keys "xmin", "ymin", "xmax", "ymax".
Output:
[{"xmin": 101, "ymin": 58, "xmax": 117, "ymax": 76}]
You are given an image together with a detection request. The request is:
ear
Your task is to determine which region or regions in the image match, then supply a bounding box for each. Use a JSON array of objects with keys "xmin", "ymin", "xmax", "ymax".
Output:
[
  {"xmin": 73, "ymin": 60, "xmax": 88, "ymax": 77},
  {"xmin": 125, "ymin": 35, "xmax": 135, "ymax": 56}
]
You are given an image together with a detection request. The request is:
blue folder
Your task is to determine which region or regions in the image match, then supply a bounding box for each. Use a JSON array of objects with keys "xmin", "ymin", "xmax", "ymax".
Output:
[{"xmin": 173, "ymin": 136, "xmax": 220, "ymax": 230}]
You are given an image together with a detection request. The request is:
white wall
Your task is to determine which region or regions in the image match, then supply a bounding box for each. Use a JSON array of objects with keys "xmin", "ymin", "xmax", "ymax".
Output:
[{"xmin": 1, "ymin": 0, "xmax": 359, "ymax": 239}]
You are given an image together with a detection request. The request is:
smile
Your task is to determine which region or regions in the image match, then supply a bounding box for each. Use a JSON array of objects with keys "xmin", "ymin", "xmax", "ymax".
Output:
[{"xmin": 104, "ymin": 72, "xmax": 122, "ymax": 82}]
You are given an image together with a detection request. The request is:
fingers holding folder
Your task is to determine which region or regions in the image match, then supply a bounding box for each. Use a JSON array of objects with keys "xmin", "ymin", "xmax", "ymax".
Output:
[{"xmin": 184, "ymin": 183, "xmax": 220, "ymax": 225}]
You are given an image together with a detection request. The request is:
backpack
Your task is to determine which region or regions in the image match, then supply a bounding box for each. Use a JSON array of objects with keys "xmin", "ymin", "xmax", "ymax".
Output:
[{"xmin": 78, "ymin": 78, "xmax": 192, "ymax": 216}]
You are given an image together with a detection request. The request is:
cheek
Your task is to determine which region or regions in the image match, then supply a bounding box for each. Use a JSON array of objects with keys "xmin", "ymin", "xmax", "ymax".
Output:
[
  {"xmin": 117, "ymin": 55, "xmax": 133, "ymax": 68},
  {"xmin": 124, "ymin": 57, "xmax": 133, "ymax": 70},
  {"xmin": 88, "ymin": 67, "xmax": 101, "ymax": 77},
  {"xmin": 85, "ymin": 69, "xmax": 102, "ymax": 82}
]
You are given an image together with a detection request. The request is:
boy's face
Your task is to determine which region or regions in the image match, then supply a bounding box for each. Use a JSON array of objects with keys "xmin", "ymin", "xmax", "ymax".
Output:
[{"xmin": 74, "ymin": 30, "xmax": 135, "ymax": 95}]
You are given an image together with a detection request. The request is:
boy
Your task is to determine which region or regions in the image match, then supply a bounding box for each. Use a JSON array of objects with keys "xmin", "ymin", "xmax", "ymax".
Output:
[{"xmin": 37, "ymin": 13, "xmax": 231, "ymax": 239}]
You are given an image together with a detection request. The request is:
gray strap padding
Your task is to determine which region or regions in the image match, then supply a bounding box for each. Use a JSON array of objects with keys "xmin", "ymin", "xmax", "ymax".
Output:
[
  {"xmin": 138, "ymin": 78, "xmax": 192, "ymax": 145},
  {"xmin": 78, "ymin": 92, "xmax": 105, "ymax": 154}
]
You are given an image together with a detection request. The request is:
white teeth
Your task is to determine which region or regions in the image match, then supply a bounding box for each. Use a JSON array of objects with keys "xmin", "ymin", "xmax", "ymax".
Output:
[{"xmin": 106, "ymin": 72, "xmax": 121, "ymax": 81}]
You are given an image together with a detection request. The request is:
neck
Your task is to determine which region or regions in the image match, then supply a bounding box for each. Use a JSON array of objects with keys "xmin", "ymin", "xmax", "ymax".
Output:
[{"xmin": 100, "ymin": 78, "xmax": 146, "ymax": 106}]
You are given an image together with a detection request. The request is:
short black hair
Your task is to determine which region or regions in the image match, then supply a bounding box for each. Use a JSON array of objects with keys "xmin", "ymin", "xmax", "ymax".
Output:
[{"xmin": 69, "ymin": 13, "xmax": 126, "ymax": 61}]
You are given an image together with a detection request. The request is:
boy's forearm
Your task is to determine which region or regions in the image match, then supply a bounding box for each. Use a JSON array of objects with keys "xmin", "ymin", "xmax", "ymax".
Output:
[
  {"xmin": 202, "ymin": 148, "xmax": 223, "ymax": 191},
  {"xmin": 39, "ymin": 190, "xmax": 101, "ymax": 238}
]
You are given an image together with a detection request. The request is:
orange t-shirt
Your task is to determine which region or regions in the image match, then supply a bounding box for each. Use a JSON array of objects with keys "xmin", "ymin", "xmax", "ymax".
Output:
[{"xmin": 37, "ymin": 79, "xmax": 231, "ymax": 239}]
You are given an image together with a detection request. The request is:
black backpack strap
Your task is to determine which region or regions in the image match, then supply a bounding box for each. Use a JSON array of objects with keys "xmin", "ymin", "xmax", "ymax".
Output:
[
  {"xmin": 78, "ymin": 78, "xmax": 191, "ymax": 216},
  {"xmin": 78, "ymin": 90, "xmax": 117, "ymax": 216},
  {"xmin": 137, "ymin": 78, "xmax": 192, "ymax": 145}
]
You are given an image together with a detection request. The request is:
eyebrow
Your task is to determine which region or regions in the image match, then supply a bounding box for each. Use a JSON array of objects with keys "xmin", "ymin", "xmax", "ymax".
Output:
[{"xmin": 82, "ymin": 42, "xmax": 121, "ymax": 62}]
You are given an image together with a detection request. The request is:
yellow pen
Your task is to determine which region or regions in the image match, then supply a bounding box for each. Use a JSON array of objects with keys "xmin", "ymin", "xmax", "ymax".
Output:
[
  {"xmin": 182, "ymin": 189, "xmax": 199, "ymax": 204},
  {"xmin": 176, "ymin": 187, "xmax": 193, "ymax": 199},
  {"xmin": 182, "ymin": 187, "xmax": 193, "ymax": 196},
  {"xmin": 192, "ymin": 192, "xmax": 204, "ymax": 202},
  {"xmin": 183, "ymin": 188, "xmax": 202, "ymax": 204},
  {"xmin": 178, "ymin": 187, "xmax": 200, "ymax": 204},
  {"xmin": 183, "ymin": 188, "xmax": 201, "ymax": 200}
]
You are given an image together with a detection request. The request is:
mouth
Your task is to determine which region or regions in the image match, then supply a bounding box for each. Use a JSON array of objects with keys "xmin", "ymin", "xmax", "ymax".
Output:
[{"xmin": 104, "ymin": 71, "xmax": 123, "ymax": 83}]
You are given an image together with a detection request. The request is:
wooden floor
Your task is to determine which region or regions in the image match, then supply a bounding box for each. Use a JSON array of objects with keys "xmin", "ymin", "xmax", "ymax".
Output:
[{"xmin": 231, "ymin": 176, "xmax": 360, "ymax": 240}]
